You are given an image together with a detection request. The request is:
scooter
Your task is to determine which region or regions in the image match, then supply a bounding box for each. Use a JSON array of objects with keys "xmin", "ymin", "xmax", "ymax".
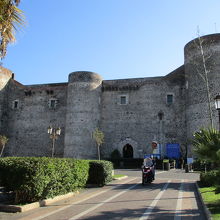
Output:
[{"xmin": 142, "ymin": 165, "xmax": 154, "ymax": 185}]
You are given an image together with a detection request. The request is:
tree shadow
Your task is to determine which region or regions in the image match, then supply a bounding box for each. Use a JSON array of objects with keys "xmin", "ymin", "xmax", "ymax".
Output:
[{"xmin": 81, "ymin": 206, "xmax": 206, "ymax": 220}]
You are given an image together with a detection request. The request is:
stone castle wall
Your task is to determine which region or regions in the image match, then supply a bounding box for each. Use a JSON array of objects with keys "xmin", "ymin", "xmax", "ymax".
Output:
[
  {"xmin": 1, "ymin": 33, "xmax": 220, "ymax": 159},
  {"xmin": 64, "ymin": 71, "xmax": 102, "ymax": 158},
  {"xmin": 2, "ymin": 81, "xmax": 68, "ymax": 157},
  {"xmin": 184, "ymin": 34, "xmax": 220, "ymax": 155},
  {"xmin": 100, "ymin": 66, "xmax": 186, "ymax": 158}
]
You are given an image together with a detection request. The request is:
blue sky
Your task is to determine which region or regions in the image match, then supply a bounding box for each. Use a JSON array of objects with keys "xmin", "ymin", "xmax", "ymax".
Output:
[{"xmin": 2, "ymin": 0, "xmax": 220, "ymax": 85}]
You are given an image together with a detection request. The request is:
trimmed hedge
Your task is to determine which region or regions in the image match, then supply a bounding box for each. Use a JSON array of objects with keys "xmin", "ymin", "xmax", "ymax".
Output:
[
  {"xmin": 0, "ymin": 157, "xmax": 89, "ymax": 203},
  {"xmin": 0, "ymin": 158, "xmax": 114, "ymax": 204},
  {"xmin": 87, "ymin": 160, "xmax": 113, "ymax": 186}
]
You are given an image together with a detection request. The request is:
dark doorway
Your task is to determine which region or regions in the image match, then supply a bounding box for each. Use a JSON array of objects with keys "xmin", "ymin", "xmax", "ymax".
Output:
[{"xmin": 123, "ymin": 144, "xmax": 133, "ymax": 158}]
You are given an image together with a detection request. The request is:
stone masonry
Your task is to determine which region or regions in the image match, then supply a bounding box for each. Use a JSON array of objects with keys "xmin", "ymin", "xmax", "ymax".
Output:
[{"xmin": 1, "ymin": 33, "xmax": 220, "ymax": 159}]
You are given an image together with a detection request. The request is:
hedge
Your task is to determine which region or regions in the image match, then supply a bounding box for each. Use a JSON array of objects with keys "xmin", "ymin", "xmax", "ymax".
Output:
[
  {"xmin": 0, "ymin": 157, "xmax": 114, "ymax": 204},
  {"xmin": 0, "ymin": 157, "xmax": 89, "ymax": 204},
  {"xmin": 87, "ymin": 160, "xmax": 113, "ymax": 186},
  {"xmin": 200, "ymin": 170, "xmax": 219, "ymax": 187}
]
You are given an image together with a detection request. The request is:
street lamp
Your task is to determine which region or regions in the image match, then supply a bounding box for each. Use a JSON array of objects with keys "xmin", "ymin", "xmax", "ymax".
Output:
[
  {"xmin": 214, "ymin": 95, "xmax": 220, "ymax": 131},
  {"xmin": 47, "ymin": 126, "xmax": 61, "ymax": 157}
]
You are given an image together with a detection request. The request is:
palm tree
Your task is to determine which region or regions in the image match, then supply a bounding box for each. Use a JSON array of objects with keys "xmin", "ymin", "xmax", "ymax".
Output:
[
  {"xmin": 193, "ymin": 127, "xmax": 220, "ymax": 163},
  {"xmin": 0, "ymin": 0, "xmax": 25, "ymax": 59},
  {"xmin": 92, "ymin": 128, "xmax": 104, "ymax": 160}
]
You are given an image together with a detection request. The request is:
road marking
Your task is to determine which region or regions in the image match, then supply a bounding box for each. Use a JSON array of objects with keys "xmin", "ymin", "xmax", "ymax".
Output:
[
  {"xmin": 174, "ymin": 179, "xmax": 184, "ymax": 220},
  {"xmin": 68, "ymin": 181, "xmax": 141, "ymax": 220},
  {"xmin": 139, "ymin": 180, "xmax": 171, "ymax": 220},
  {"xmin": 29, "ymin": 178, "xmax": 138, "ymax": 220}
]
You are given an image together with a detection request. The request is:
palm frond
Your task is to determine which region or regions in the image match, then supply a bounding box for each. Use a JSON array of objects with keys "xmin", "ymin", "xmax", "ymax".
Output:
[
  {"xmin": 0, "ymin": 0, "xmax": 25, "ymax": 59},
  {"xmin": 193, "ymin": 127, "xmax": 220, "ymax": 162}
]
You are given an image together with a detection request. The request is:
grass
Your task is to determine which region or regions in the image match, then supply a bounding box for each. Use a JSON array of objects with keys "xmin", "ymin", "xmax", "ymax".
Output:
[{"xmin": 199, "ymin": 186, "xmax": 220, "ymax": 220}]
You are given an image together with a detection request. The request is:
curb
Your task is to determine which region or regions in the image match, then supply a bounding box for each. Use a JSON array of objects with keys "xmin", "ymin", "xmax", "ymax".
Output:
[
  {"xmin": 195, "ymin": 182, "xmax": 212, "ymax": 220},
  {"xmin": 113, "ymin": 175, "xmax": 128, "ymax": 180},
  {"xmin": 0, "ymin": 191, "xmax": 79, "ymax": 213}
]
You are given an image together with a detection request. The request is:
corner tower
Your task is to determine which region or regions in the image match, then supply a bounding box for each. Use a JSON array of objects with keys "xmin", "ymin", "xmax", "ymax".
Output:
[
  {"xmin": 184, "ymin": 33, "xmax": 220, "ymax": 155},
  {"xmin": 0, "ymin": 67, "xmax": 13, "ymax": 132},
  {"xmin": 64, "ymin": 71, "xmax": 102, "ymax": 158}
]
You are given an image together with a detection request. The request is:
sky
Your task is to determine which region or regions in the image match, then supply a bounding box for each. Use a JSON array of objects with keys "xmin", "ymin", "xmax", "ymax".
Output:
[{"xmin": 2, "ymin": 0, "xmax": 220, "ymax": 85}]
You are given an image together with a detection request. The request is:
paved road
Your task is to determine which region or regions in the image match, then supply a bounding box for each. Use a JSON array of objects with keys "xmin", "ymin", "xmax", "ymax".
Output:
[{"xmin": 0, "ymin": 169, "xmax": 206, "ymax": 220}]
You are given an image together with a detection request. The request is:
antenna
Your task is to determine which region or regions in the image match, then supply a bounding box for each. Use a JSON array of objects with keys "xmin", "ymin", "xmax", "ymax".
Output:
[{"xmin": 197, "ymin": 25, "xmax": 200, "ymax": 37}]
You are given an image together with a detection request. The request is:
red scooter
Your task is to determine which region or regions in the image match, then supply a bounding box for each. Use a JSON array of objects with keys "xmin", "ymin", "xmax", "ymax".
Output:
[{"xmin": 142, "ymin": 165, "xmax": 154, "ymax": 185}]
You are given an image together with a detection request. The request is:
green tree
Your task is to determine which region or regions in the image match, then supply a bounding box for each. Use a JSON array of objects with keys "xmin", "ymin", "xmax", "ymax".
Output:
[
  {"xmin": 92, "ymin": 128, "xmax": 104, "ymax": 160},
  {"xmin": 0, "ymin": 135, "xmax": 8, "ymax": 157},
  {"xmin": 0, "ymin": 0, "xmax": 25, "ymax": 59},
  {"xmin": 193, "ymin": 127, "xmax": 220, "ymax": 163},
  {"xmin": 193, "ymin": 128, "xmax": 220, "ymax": 193}
]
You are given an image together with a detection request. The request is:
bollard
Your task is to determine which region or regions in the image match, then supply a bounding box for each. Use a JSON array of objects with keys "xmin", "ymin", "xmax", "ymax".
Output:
[{"xmin": 185, "ymin": 164, "xmax": 189, "ymax": 173}]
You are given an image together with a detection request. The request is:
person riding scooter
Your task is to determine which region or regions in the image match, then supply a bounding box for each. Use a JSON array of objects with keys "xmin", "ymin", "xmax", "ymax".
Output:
[
  {"xmin": 143, "ymin": 156, "xmax": 155, "ymax": 180},
  {"xmin": 142, "ymin": 156, "xmax": 155, "ymax": 185}
]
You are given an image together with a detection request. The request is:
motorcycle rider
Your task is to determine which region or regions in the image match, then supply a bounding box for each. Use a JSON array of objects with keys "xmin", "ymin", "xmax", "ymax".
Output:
[{"xmin": 143, "ymin": 156, "xmax": 155, "ymax": 180}]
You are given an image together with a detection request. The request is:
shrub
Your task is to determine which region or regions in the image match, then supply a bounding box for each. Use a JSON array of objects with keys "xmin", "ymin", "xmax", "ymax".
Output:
[
  {"xmin": 0, "ymin": 157, "xmax": 89, "ymax": 204},
  {"xmin": 200, "ymin": 170, "xmax": 218, "ymax": 187},
  {"xmin": 87, "ymin": 160, "xmax": 113, "ymax": 186},
  {"xmin": 110, "ymin": 149, "xmax": 121, "ymax": 159}
]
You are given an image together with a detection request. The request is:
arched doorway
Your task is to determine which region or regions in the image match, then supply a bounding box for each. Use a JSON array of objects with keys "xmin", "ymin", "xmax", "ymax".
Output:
[{"xmin": 123, "ymin": 144, "xmax": 133, "ymax": 158}]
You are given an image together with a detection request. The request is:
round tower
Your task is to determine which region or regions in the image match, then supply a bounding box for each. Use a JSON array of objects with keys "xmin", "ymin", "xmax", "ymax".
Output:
[
  {"xmin": 64, "ymin": 71, "xmax": 103, "ymax": 158},
  {"xmin": 0, "ymin": 66, "xmax": 12, "ymax": 90},
  {"xmin": 184, "ymin": 33, "xmax": 220, "ymax": 155},
  {"xmin": 0, "ymin": 67, "xmax": 13, "ymax": 133}
]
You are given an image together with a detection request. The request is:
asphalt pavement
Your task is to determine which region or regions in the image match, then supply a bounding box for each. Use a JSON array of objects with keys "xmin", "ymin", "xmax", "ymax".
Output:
[{"xmin": 0, "ymin": 169, "xmax": 206, "ymax": 220}]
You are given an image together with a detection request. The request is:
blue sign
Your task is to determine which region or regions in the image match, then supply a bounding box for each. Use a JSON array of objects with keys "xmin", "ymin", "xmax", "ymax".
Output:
[
  {"xmin": 166, "ymin": 143, "xmax": 180, "ymax": 159},
  {"xmin": 144, "ymin": 154, "xmax": 161, "ymax": 159}
]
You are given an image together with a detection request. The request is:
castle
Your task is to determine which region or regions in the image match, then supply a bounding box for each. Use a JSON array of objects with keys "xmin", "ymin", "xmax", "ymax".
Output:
[{"xmin": 1, "ymin": 33, "xmax": 220, "ymax": 159}]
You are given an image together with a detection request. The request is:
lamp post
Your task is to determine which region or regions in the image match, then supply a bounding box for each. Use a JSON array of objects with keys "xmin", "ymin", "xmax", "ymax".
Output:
[
  {"xmin": 214, "ymin": 95, "xmax": 220, "ymax": 131},
  {"xmin": 47, "ymin": 126, "xmax": 61, "ymax": 157}
]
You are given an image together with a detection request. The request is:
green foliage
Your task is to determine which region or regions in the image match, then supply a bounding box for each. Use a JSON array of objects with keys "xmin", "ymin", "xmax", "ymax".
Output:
[
  {"xmin": 87, "ymin": 160, "xmax": 113, "ymax": 186},
  {"xmin": 0, "ymin": 0, "xmax": 25, "ymax": 59},
  {"xmin": 192, "ymin": 159, "xmax": 213, "ymax": 171},
  {"xmin": 0, "ymin": 135, "xmax": 8, "ymax": 157},
  {"xmin": 0, "ymin": 157, "xmax": 89, "ymax": 204},
  {"xmin": 92, "ymin": 128, "xmax": 104, "ymax": 160},
  {"xmin": 92, "ymin": 128, "xmax": 104, "ymax": 147},
  {"xmin": 193, "ymin": 128, "xmax": 220, "ymax": 163},
  {"xmin": 200, "ymin": 170, "xmax": 219, "ymax": 187},
  {"xmin": 0, "ymin": 135, "xmax": 8, "ymax": 146}
]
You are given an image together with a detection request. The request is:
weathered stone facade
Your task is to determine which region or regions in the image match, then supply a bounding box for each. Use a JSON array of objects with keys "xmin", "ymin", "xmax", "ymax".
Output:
[{"xmin": 1, "ymin": 34, "xmax": 220, "ymax": 159}]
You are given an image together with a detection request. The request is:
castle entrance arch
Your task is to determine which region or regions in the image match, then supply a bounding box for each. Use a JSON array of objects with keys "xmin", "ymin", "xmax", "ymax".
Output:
[
  {"xmin": 123, "ymin": 144, "xmax": 133, "ymax": 158},
  {"xmin": 117, "ymin": 138, "xmax": 138, "ymax": 158}
]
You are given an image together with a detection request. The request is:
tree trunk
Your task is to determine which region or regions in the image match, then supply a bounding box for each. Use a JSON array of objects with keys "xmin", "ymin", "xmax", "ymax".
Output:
[
  {"xmin": 97, "ymin": 145, "xmax": 100, "ymax": 160},
  {"xmin": 0, "ymin": 145, "xmax": 5, "ymax": 157}
]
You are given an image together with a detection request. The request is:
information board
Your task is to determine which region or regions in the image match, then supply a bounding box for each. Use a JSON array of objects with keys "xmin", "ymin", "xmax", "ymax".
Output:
[{"xmin": 166, "ymin": 143, "xmax": 180, "ymax": 159}]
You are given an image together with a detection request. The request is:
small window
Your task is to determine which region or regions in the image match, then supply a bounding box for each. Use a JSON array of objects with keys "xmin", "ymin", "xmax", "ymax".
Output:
[
  {"xmin": 120, "ymin": 96, "xmax": 127, "ymax": 105},
  {"xmin": 12, "ymin": 100, "xmax": 19, "ymax": 109},
  {"xmin": 118, "ymin": 94, "xmax": 128, "ymax": 105},
  {"xmin": 167, "ymin": 94, "xmax": 173, "ymax": 104},
  {"xmin": 48, "ymin": 99, "xmax": 57, "ymax": 109}
]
